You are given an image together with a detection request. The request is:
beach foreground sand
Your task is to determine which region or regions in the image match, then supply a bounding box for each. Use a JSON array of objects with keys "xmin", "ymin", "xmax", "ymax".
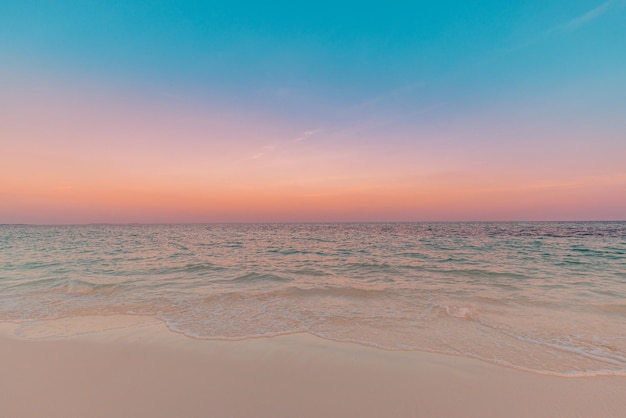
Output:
[{"xmin": 1, "ymin": 315, "xmax": 625, "ymax": 418}]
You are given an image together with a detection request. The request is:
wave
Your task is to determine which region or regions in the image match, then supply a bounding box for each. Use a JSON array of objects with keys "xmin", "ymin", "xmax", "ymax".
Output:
[
  {"xmin": 52, "ymin": 278, "xmax": 120, "ymax": 295},
  {"xmin": 439, "ymin": 268, "xmax": 530, "ymax": 281},
  {"xmin": 267, "ymin": 249, "xmax": 328, "ymax": 256},
  {"xmin": 17, "ymin": 261, "xmax": 63, "ymax": 270},
  {"xmin": 145, "ymin": 262, "xmax": 226, "ymax": 276},
  {"xmin": 430, "ymin": 303, "xmax": 477, "ymax": 320},
  {"xmin": 2, "ymin": 277, "xmax": 121, "ymax": 297},
  {"xmin": 228, "ymin": 272, "xmax": 293, "ymax": 284},
  {"xmin": 200, "ymin": 285, "xmax": 392, "ymax": 304},
  {"xmin": 280, "ymin": 286, "xmax": 391, "ymax": 299},
  {"xmin": 343, "ymin": 262, "xmax": 401, "ymax": 274},
  {"xmin": 289, "ymin": 268, "xmax": 328, "ymax": 277},
  {"xmin": 593, "ymin": 303, "xmax": 626, "ymax": 316}
]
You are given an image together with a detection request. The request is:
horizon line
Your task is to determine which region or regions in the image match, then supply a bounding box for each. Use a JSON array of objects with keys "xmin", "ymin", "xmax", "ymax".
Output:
[{"xmin": 2, "ymin": 220, "xmax": 625, "ymax": 227}]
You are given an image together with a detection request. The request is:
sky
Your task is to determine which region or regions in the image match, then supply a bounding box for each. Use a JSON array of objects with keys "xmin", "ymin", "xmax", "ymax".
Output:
[{"xmin": 1, "ymin": 0, "xmax": 625, "ymax": 223}]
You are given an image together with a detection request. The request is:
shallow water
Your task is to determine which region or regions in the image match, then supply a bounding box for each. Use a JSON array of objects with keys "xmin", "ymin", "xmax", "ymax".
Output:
[{"xmin": 1, "ymin": 222, "xmax": 625, "ymax": 376}]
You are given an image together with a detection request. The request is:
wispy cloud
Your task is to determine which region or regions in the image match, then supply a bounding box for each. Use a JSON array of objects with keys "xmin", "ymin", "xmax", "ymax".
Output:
[
  {"xmin": 293, "ymin": 129, "xmax": 319, "ymax": 142},
  {"xmin": 246, "ymin": 143, "xmax": 279, "ymax": 160},
  {"xmin": 502, "ymin": 1, "xmax": 622, "ymax": 53},
  {"xmin": 324, "ymin": 103, "xmax": 445, "ymax": 141},
  {"xmin": 560, "ymin": 0, "xmax": 615, "ymax": 30},
  {"xmin": 244, "ymin": 130, "xmax": 319, "ymax": 161}
]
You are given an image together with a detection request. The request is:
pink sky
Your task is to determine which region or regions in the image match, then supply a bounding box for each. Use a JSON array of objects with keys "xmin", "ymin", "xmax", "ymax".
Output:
[{"xmin": 1, "ymin": 73, "xmax": 625, "ymax": 223}]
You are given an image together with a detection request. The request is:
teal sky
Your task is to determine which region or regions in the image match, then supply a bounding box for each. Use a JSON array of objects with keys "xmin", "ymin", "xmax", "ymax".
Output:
[
  {"xmin": 3, "ymin": 1, "xmax": 625, "ymax": 98},
  {"xmin": 1, "ymin": 1, "xmax": 625, "ymax": 222}
]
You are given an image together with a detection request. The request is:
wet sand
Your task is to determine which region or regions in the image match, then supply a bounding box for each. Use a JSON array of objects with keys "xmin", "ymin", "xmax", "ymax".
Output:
[{"xmin": 1, "ymin": 315, "xmax": 625, "ymax": 418}]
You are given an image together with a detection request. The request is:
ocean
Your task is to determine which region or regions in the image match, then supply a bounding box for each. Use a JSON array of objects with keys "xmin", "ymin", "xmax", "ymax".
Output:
[{"xmin": 1, "ymin": 222, "xmax": 625, "ymax": 376}]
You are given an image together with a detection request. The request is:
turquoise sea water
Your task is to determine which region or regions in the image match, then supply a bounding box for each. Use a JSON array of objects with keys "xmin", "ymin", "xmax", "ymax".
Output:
[{"xmin": 1, "ymin": 223, "xmax": 625, "ymax": 376}]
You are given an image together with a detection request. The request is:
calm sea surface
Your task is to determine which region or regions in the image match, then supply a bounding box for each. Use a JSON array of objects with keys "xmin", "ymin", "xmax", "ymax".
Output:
[{"xmin": 1, "ymin": 223, "xmax": 625, "ymax": 376}]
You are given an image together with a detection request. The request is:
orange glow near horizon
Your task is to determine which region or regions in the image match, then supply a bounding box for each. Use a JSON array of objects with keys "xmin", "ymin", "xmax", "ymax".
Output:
[{"xmin": 3, "ymin": 172, "xmax": 625, "ymax": 223}]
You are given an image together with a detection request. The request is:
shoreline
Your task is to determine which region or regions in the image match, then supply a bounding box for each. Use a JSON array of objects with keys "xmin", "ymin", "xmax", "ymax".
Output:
[
  {"xmin": 7, "ymin": 313, "xmax": 625, "ymax": 378},
  {"xmin": 2, "ymin": 315, "xmax": 626, "ymax": 417}
]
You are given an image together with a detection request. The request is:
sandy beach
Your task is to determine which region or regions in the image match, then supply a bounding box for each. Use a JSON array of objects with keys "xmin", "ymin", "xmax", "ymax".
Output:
[{"xmin": 1, "ymin": 315, "xmax": 625, "ymax": 418}]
